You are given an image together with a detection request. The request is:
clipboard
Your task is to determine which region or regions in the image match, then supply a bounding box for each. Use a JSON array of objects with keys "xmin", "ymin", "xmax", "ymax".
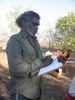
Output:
[{"xmin": 38, "ymin": 59, "xmax": 63, "ymax": 76}]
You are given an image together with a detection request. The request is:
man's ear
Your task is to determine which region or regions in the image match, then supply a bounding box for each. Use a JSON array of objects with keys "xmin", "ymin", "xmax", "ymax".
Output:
[
  {"xmin": 22, "ymin": 20, "xmax": 28, "ymax": 30},
  {"xmin": 22, "ymin": 20, "xmax": 26, "ymax": 27}
]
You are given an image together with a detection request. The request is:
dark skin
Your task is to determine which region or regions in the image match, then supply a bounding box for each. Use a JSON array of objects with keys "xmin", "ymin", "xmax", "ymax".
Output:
[
  {"xmin": 55, "ymin": 52, "xmax": 70, "ymax": 72},
  {"xmin": 22, "ymin": 17, "xmax": 53, "ymax": 70},
  {"xmin": 57, "ymin": 55, "xmax": 67, "ymax": 64},
  {"xmin": 57, "ymin": 51, "xmax": 70, "ymax": 64},
  {"xmin": 36, "ymin": 55, "xmax": 53, "ymax": 70},
  {"xmin": 34, "ymin": 55, "xmax": 67, "ymax": 71},
  {"xmin": 22, "ymin": 17, "xmax": 67, "ymax": 71},
  {"xmin": 22, "ymin": 17, "xmax": 40, "ymax": 36}
]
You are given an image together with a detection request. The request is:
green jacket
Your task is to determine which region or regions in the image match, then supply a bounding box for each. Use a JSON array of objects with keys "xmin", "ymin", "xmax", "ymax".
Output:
[{"xmin": 6, "ymin": 30, "xmax": 43, "ymax": 99}]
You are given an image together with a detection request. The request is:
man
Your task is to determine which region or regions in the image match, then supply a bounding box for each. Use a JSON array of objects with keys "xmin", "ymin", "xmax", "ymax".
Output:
[
  {"xmin": 6, "ymin": 11, "xmax": 53, "ymax": 100},
  {"xmin": 6, "ymin": 11, "xmax": 66, "ymax": 100}
]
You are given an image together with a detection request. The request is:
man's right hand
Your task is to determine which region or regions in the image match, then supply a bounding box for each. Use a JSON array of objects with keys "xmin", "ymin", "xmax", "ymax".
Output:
[{"xmin": 36, "ymin": 56, "xmax": 53, "ymax": 70}]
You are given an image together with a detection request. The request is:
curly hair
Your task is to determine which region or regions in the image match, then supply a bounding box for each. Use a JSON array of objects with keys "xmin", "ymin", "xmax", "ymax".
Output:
[{"xmin": 15, "ymin": 11, "xmax": 40, "ymax": 28}]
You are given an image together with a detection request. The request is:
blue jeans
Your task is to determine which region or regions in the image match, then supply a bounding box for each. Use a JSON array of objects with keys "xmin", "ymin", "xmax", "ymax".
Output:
[{"xmin": 10, "ymin": 93, "xmax": 41, "ymax": 100}]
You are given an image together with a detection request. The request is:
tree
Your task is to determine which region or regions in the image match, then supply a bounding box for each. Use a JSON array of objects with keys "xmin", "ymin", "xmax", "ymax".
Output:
[
  {"xmin": 55, "ymin": 12, "xmax": 75, "ymax": 50},
  {"xmin": 42, "ymin": 23, "xmax": 55, "ymax": 50},
  {"xmin": 6, "ymin": 6, "xmax": 29, "ymax": 34}
]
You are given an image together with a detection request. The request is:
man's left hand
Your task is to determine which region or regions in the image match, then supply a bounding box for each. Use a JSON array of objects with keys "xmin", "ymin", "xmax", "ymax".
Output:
[{"xmin": 57, "ymin": 56, "xmax": 67, "ymax": 64}]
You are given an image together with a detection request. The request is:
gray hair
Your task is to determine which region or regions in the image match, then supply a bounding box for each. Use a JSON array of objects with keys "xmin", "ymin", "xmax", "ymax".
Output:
[{"xmin": 15, "ymin": 11, "xmax": 40, "ymax": 28}]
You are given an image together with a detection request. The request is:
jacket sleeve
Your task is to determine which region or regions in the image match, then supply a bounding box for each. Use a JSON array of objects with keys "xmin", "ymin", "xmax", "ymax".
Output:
[
  {"xmin": 6, "ymin": 36, "xmax": 42, "ymax": 78},
  {"xmin": 6, "ymin": 37, "xmax": 32, "ymax": 77}
]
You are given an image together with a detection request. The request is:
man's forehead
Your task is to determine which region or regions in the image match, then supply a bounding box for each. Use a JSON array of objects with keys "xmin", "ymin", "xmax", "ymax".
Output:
[
  {"xmin": 30, "ymin": 17, "xmax": 39, "ymax": 22},
  {"xmin": 31, "ymin": 18, "xmax": 40, "ymax": 25}
]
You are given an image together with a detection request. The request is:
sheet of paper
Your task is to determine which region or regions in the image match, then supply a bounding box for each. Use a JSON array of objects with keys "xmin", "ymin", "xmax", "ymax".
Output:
[{"xmin": 38, "ymin": 59, "xmax": 63, "ymax": 76}]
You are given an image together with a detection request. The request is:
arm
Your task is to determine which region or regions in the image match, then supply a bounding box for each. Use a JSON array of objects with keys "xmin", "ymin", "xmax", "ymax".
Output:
[
  {"xmin": 6, "ymin": 36, "xmax": 32, "ymax": 77},
  {"xmin": 32, "ymin": 56, "xmax": 53, "ymax": 71},
  {"xmin": 6, "ymin": 36, "xmax": 44, "ymax": 78}
]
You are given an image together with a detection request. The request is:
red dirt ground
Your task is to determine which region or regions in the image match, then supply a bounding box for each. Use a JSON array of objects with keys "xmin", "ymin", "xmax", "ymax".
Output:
[{"xmin": 0, "ymin": 47, "xmax": 75, "ymax": 100}]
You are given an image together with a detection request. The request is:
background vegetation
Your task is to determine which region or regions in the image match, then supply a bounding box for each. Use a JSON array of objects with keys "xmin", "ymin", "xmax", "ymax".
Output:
[{"xmin": 0, "ymin": 6, "xmax": 75, "ymax": 51}]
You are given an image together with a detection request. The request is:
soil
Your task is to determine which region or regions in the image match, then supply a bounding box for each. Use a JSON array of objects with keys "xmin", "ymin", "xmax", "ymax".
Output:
[{"xmin": 0, "ymin": 50, "xmax": 75, "ymax": 100}]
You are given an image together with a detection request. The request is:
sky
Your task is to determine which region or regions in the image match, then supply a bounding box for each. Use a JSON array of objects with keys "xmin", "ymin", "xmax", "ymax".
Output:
[{"xmin": 0, "ymin": 0, "xmax": 75, "ymax": 33}]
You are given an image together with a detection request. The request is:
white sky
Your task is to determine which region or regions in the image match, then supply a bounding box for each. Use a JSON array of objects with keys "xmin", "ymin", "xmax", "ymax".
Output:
[{"xmin": 0, "ymin": 0, "xmax": 75, "ymax": 33}]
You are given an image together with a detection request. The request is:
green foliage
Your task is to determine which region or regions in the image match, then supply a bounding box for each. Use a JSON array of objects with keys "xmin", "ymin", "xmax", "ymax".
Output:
[
  {"xmin": 61, "ymin": 37, "xmax": 75, "ymax": 50},
  {"xmin": 56, "ymin": 12, "xmax": 75, "ymax": 33},
  {"xmin": 55, "ymin": 12, "xmax": 75, "ymax": 50}
]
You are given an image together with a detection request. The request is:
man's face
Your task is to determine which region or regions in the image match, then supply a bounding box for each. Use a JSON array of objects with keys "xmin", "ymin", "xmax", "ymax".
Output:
[{"xmin": 23, "ymin": 17, "xmax": 40, "ymax": 36}]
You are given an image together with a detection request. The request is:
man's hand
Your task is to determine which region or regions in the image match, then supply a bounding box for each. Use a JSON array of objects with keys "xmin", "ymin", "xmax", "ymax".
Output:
[
  {"xmin": 43, "ymin": 55, "xmax": 53, "ymax": 65},
  {"xmin": 37, "ymin": 56, "xmax": 53, "ymax": 70},
  {"xmin": 57, "ymin": 55, "xmax": 67, "ymax": 64}
]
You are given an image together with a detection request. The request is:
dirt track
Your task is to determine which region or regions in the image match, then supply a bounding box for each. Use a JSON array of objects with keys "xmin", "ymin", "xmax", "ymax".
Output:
[{"xmin": 0, "ymin": 51, "xmax": 75, "ymax": 100}]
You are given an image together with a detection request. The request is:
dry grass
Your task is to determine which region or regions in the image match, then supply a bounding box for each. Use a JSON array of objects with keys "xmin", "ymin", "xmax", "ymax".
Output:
[
  {"xmin": 0, "ymin": 51, "xmax": 8, "ymax": 68},
  {"xmin": 0, "ymin": 42, "xmax": 75, "ymax": 100}
]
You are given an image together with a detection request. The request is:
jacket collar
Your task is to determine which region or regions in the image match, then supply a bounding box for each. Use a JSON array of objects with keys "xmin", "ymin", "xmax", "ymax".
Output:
[
  {"xmin": 20, "ymin": 30, "xmax": 37, "ymax": 39},
  {"xmin": 20, "ymin": 30, "xmax": 29, "ymax": 38}
]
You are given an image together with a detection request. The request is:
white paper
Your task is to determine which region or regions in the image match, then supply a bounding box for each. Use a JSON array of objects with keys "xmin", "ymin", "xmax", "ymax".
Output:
[{"xmin": 38, "ymin": 59, "xmax": 63, "ymax": 76}]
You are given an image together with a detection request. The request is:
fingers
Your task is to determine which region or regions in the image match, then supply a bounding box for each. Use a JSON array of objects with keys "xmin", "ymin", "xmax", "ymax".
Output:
[
  {"xmin": 57, "ymin": 56, "xmax": 66, "ymax": 64},
  {"xmin": 38, "ymin": 56, "xmax": 53, "ymax": 69},
  {"xmin": 50, "ymin": 58, "xmax": 53, "ymax": 63},
  {"xmin": 61, "ymin": 56, "xmax": 67, "ymax": 60}
]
